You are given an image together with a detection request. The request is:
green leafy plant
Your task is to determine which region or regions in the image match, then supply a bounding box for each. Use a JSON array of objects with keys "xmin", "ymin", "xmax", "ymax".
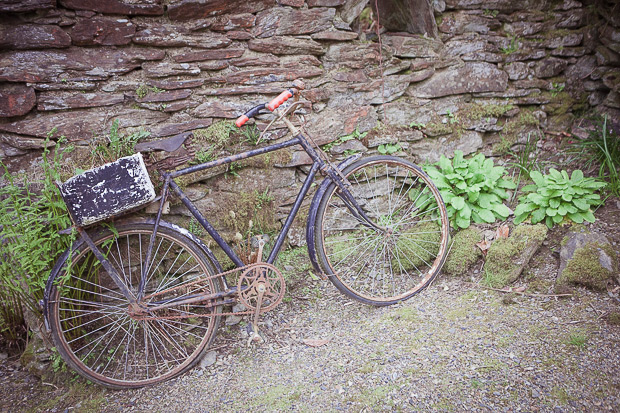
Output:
[
  {"xmin": 377, "ymin": 143, "xmax": 401, "ymax": 155},
  {"xmin": 240, "ymin": 124, "xmax": 261, "ymax": 146},
  {"xmin": 550, "ymin": 82, "xmax": 565, "ymax": 97},
  {"xmin": 93, "ymin": 119, "xmax": 149, "ymax": 163},
  {"xmin": 322, "ymin": 128, "xmax": 367, "ymax": 152},
  {"xmin": 500, "ymin": 35, "xmax": 520, "ymax": 54},
  {"xmin": 513, "ymin": 169, "xmax": 605, "ymax": 228},
  {"xmin": 0, "ymin": 133, "xmax": 75, "ymax": 348},
  {"xmin": 571, "ymin": 115, "xmax": 619, "ymax": 196},
  {"xmin": 424, "ymin": 150, "xmax": 516, "ymax": 229},
  {"xmin": 191, "ymin": 146, "xmax": 216, "ymax": 165}
]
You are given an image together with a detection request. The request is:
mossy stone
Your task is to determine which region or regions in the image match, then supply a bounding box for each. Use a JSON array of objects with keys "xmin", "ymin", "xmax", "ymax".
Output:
[
  {"xmin": 557, "ymin": 242, "xmax": 616, "ymax": 291},
  {"xmin": 484, "ymin": 224, "xmax": 548, "ymax": 288},
  {"xmin": 442, "ymin": 227, "xmax": 482, "ymax": 276}
]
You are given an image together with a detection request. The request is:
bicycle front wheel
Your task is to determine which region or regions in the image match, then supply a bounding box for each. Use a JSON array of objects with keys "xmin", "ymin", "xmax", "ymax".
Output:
[
  {"xmin": 315, "ymin": 156, "xmax": 449, "ymax": 306},
  {"xmin": 48, "ymin": 222, "xmax": 222, "ymax": 388}
]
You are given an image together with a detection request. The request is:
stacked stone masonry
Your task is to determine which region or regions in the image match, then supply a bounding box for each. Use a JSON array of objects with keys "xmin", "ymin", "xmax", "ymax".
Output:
[{"xmin": 0, "ymin": 0, "xmax": 618, "ymax": 243}]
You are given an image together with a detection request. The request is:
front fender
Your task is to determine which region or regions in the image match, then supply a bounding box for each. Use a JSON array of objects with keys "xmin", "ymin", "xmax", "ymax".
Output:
[
  {"xmin": 306, "ymin": 154, "xmax": 362, "ymax": 277},
  {"xmin": 41, "ymin": 217, "xmax": 223, "ymax": 332}
]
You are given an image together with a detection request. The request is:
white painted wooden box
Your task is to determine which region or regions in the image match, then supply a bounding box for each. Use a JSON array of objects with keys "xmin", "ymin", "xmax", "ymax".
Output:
[{"xmin": 59, "ymin": 153, "xmax": 156, "ymax": 227}]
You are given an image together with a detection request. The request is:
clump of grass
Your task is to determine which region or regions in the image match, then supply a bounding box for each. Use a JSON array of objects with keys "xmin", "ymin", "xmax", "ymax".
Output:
[
  {"xmin": 567, "ymin": 332, "xmax": 588, "ymax": 348},
  {"xmin": 571, "ymin": 115, "xmax": 620, "ymax": 196}
]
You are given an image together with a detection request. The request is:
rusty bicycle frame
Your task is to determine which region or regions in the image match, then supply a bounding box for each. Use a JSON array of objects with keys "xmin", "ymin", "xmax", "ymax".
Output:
[{"xmin": 42, "ymin": 101, "xmax": 380, "ymax": 327}]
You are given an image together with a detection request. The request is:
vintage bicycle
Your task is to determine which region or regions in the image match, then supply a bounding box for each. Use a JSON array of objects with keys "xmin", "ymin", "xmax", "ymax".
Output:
[{"xmin": 41, "ymin": 80, "xmax": 449, "ymax": 388}]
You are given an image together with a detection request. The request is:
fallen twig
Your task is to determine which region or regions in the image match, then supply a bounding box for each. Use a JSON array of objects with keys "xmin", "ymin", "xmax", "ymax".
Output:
[
  {"xmin": 466, "ymin": 282, "xmax": 572, "ymax": 298},
  {"xmin": 42, "ymin": 382, "xmax": 58, "ymax": 390}
]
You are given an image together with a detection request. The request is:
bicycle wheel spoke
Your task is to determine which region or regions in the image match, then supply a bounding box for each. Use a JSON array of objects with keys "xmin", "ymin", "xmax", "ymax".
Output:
[
  {"xmin": 50, "ymin": 223, "xmax": 221, "ymax": 388},
  {"xmin": 317, "ymin": 156, "xmax": 449, "ymax": 305}
]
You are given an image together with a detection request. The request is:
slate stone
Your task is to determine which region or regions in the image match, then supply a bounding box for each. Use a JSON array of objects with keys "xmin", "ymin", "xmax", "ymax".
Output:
[
  {"xmin": 551, "ymin": 47, "xmax": 586, "ymax": 58},
  {"xmin": 0, "ymin": 84, "xmax": 36, "ymax": 118},
  {"xmin": 0, "ymin": 109, "xmax": 108, "ymax": 140},
  {"xmin": 149, "ymin": 79, "xmax": 204, "ymax": 90},
  {"xmin": 110, "ymin": 109, "xmax": 169, "ymax": 130},
  {"xmin": 197, "ymin": 61, "xmax": 229, "ymax": 71},
  {"xmin": 0, "ymin": 48, "xmax": 165, "ymax": 83},
  {"xmin": 409, "ymin": 62, "xmax": 508, "ymax": 98},
  {"xmin": 543, "ymin": 32, "xmax": 583, "ymax": 49},
  {"xmin": 133, "ymin": 26, "xmax": 231, "ymax": 48},
  {"xmin": 439, "ymin": 12, "xmax": 501, "ymax": 36},
  {"xmin": 534, "ymin": 57, "xmax": 568, "ymax": 78},
  {"xmin": 226, "ymin": 31, "xmax": 253, "ymax": 40},
  {"xmin": 389, "ymin": 35, "xmax": 444, "ymax": 58},
  {"xmin": 445, "ymin": 0, "xmax": 545, "ymax": 12},
  {"xmin": 231, "ymin": 54, "xmax": 281, "ymax": 67},
  {"xmin": 504, "ymin": 49, "xmax": 546, "ymax": 63},
  {"xmin": 248, "ymin": 37, "xmax": 325, "ymax": 55},
  {"xmin": 136, "ymin": 89, "xmax": 192, "ymax": 103},
  {"xmin": 504, "ymin": 21, "xmax": 544, "ymax": 37},
  {"xmin": 504, "ymin": 62, "xmax": 529, "ymax": 80},
  {"xmin": 0, "ymin": 0, "xmax": 55, "ymax": 13},
  {"xmin": 142, "ymin": 62, "xmax": 201, "ymax": 78},
  {"xmin": 0, "ymin": 133, "xmax": 55, "ymax": 149},
  {"xmin": 224, "ymin": 67, "xmax": 323, "ymax": 85},
  {"xmin": 152, "ymin": 119, "xmax": 213, "ymax": 138},
  {"xmin": 595, "ymin": 46, "xmax": 620, "ymax": 66},
  {"xmin": 253, "ymin": 7, "xmax": 335, "ymax": 38},
  {"xmin": 408, "ymin": 131, "xmax": 483, "ymax": 163},
  {"xmin": 168, "ymin": 0, "xmax": 272, "ymax": 21},
  {"xmin": 198, "ymin": 85, "xmax": 284, "ymax": 96},
  {"xmin": 311, "ymin": 30, "xmax": 358, "ymax": 41},
  {"xmin": 0, "ymin": 24, "xmax": 71, "ymax": 49},
  {"xmin": 209, "ymin": 13, "xmax": 256, "ymax": 31},
  {"xmin": 59, "ymin": 0, "xmax": 164, "ymax": 16},
  {"xmin": 277, "ymin": 0, "xmax": 304, "ymax": 7},
  {"xmin": 308, "ymin": 0, "xmax": 345, "ymax": 6},
  {"xmin": 37, "ymin": 92, "xmax": 125, "ymax": 111},
  {"xmin": 322, "ymin": 43, "xmax": 380, "ymax": 69},
  {"xmin": 70, "ymin": 17, "xmax": 136, "ymax": 46},
  {"xmin": 173, "ymin": 48, "xmax": 245, "ymax": 63},
  {"xmin": 192, "ymin": 100, "xmax": 247, "ymax": 118}
]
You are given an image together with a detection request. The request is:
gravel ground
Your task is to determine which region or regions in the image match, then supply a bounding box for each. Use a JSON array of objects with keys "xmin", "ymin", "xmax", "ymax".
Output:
[
  {"xmin": 95, "ymin": 275, "xmax": 620, "ymax": 412},
  {"xmin": 1, "ymin": 224, "xmax": 619, "ymax": 412}
]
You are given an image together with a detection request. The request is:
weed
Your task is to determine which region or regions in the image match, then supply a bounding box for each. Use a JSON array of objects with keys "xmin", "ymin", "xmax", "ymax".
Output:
[
  {"xmin": 514, "ymin": 169, "xmax": 605, "ymax": 228},
  {"xmin": 241, "ymin": 124, "xmax": 261, "ymax": 146},
  {"xmin": 424, "ymin": 150, "xmax": 516, "ymax": 229},
  {"xmin": 550, "ymin": 82, "xmax": 566, "ymax": 97},
  {"xmin": 567, "ymin": 332, "xmax": 588, "ymax": 348},
  {"xmin": 322, "ymin": 128, "xmax": 367, "ymax": 152},
  {"xmin": 225, "ymin": 161, "xmax": 242, "ymax": 179},
  {"xmin": 136, "ymin": 84, "xmax": 163, "ymax": 99},
  {"xmin": 0, "ymin": 132, "xmax": 75, "ymax": 347},
  {"xmin": 500, "ymin": 35, "xmax": 520, "ymax": 54},
  {"xmin": 483, "ymin": 9, "xmax": 499, "ymax": 17},
  {"xmin": 571, "ymin": 115, "xmax": 620, "ymax": 196},
  {"xmin": 190, "ymin": 146, "xmax": 216, "ymax": 165},
  {"xmin": 377, "ymin": 142, "xmax": 402, "ymax": 154},
  {"xmin": 92, "ymin": 119, "xmax": 149, "ymax": 164}
]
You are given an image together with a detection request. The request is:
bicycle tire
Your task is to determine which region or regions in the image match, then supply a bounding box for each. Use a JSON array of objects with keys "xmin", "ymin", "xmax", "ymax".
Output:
[
  {"xmin": 48, "ymin": 222, "xmax": 222, "ymax": 389},
  {"xmin": 314, "ymin": 156, "xmax": 449, "ymax": 306}
]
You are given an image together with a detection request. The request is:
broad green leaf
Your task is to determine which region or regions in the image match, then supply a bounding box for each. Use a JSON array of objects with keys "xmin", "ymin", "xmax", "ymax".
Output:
[
  {"xmin": 561, "ymin": 193, "xmax": 573, "ymax": 202},
  {"xmin": 531, "ymin": 208, "xmax": 546, "ymax": 224},
  {"xmin": 582, "ymin": 210, "xmax": 595, "ymax": 223},
  {"xmin": 451, "ymin": 196, "xmax": 465, "ymax": 210},
  {"xmin": 530, "ymin": 171, "xmax": 545, "ymax": 187},
  {"xmin": 455, "ymin": 216, "xmax": 470, "ymax": 229},
  {"xmin": 456, "ymin": 181, "xmax": 468, "ymax": 190},
  {"xmin": 477, "ymin": 208, "xmax": 496, "ymax": 223},
  {"xmin": 570, "ymin": 169, "xmax": 584, "ymax": 183},
  {"xmin": 438, "ymin": 155, "xmax": 452, "ymax": 173},
  {"xmin": 549, "ymin": 198, "xmax": 560, "ymax": 208},
  {"xmin": 572, "ymin": 199, "xmax": 589, "ymax": 211},
  {"xmin": 514, "ymin": 202, "xmax": 536, "ymax": 216},
  {"xmin": 494, "ymin": 203, "xmax": 512, "ymax": 218},
  {"xmin": 458, "ymin": 202, "xmax": 472, "ymax": 220},
  {"xmin": 545, "ymin": 216, "xmax": 554, "ymax": 229},
  {"xmin": 513, "ymin": 212, "xmax": 529, "ymax": 225},
  {"xmin": 527, "ymin": 193, "xmax": 545, "ymax": 205},
  {"xmin": 521, "ymin": 184, "xmax": 537, "ymax": 192},
  {"xmin": 497, "ymin": 179, "xmax": 517, "ymax": 189},
  {"xmin": 552, "ymin": 214, "xmax": 563, "ymax": 224},
  {"xmin": 568, "ymin": 212, "xmax": 584, "ymax": 223},
  {"xmin": 546, "ymin": 207, "xmax": 557, "ymax": 217}
]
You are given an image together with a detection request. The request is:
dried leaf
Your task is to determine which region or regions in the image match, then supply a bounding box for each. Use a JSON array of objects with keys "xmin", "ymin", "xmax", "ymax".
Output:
[
  {"xmin": 476, "ymin": 239, "xmax": 491, "ymax": 254},
  {"xmin": 302, "ymin": 338, "xmax": 330, "ymax": 347},
  {"xmin": 496, "ymin": 224, "xmax": 510, "ymax": 239}
]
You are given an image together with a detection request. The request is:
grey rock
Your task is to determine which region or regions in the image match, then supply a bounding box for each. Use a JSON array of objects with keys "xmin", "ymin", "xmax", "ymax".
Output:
[
  {"xmin": 199, "ymin": 351, "xmax": 217, "ymax": 368},
  {"xmin": 410, "ymin": 62, "xmax": 508, "ymax": 98},
  {"xmin": 409, "ymin": 131, "xmax": 483, "ymax": 163},
  {"xmin": 505, "ymin": 62, "xmax": 529, "ymax": 80},
  {"xmin": 534, "ymin": 57, "xmax": 568, "ymax": 78}
]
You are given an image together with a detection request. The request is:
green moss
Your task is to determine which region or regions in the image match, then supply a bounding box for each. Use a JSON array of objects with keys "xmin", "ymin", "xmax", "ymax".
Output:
[
  {"xmin": 483, "ymin": 224, "xmax": 547, "ymax": 288},
  {"xmin": 443, "ymin": 227, "xmax": 482, "ymax": 276},
  {"xmin": 493, "ymin": 109, "xmax": 540, "ymax": 153},
  {"xmin": 557, "ymin": 242, "xmax": 615, "ymax": 291},
  {"xmin": 464, "ymin": 103, "xmax": 515, "ymax": 121},
  {"xmin": 424, "ymin": 121, "xmax": 453, "ymax": 137},
  {"xmin": 193, "ymin": 120, "xmax": 238, "ymax": 147},
  {"xmin": 607, "ymin": 311, "xmax": 620, "ymax": 325},
  {"xmin": 394, "ymin": 221, "xmax": 442, "ymax": 271}
]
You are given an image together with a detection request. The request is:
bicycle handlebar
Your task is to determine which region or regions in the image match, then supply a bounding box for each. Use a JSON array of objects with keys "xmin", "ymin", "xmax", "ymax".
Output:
[{"xmin": 235, "ymin": 80, "xmax": 305, "ymax": 128}]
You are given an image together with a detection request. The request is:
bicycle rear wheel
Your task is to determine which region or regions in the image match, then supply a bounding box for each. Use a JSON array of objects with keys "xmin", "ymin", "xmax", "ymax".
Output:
[
  {"xmin": 48, "ymin": 222, "xmax": 222, "ymax": 388},
  {"xmin": 315, "ymin": 156, "xmax": 449, "ymax": 306}
]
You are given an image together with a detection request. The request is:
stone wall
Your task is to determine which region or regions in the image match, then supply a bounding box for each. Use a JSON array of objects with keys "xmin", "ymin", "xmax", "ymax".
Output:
[{"xmin": 1, "ymin": 0, "xmax": 618, "ymax": 249}]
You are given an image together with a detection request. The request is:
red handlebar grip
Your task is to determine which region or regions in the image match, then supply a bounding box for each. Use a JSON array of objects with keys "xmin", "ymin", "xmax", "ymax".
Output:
[
  {"xmin": 267, "ymin": 90, "xmax": 293, "ymax": 111},
  {"xmin": 235, "ymin": 115, "xmax": 249, "ymax": 128}
]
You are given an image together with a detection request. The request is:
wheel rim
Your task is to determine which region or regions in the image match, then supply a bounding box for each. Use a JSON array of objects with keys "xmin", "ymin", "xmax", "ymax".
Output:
[
  {"xmin": 319, "ymin": 159, "xmax": 449, "ymax": 303},
  {"xmin": 50, "ymin": 227, "xmax": 219, "ymax": 387}
]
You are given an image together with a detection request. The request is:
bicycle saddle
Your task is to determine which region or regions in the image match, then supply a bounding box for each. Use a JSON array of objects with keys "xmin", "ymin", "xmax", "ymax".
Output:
[{"xmin": 135, "ymin": 131, "xmax": 192, "ymax": 153}]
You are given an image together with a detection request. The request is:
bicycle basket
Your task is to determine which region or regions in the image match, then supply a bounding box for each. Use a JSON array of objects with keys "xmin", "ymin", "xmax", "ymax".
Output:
[{"xmin": 58, "ymin": 153, "xmax": 156, "ymax": 227}]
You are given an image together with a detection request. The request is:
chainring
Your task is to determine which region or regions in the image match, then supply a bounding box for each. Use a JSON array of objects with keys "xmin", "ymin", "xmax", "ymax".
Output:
[{"xmin": 237, "ymin": 263, "xmax": 285, "ymax": 313}]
